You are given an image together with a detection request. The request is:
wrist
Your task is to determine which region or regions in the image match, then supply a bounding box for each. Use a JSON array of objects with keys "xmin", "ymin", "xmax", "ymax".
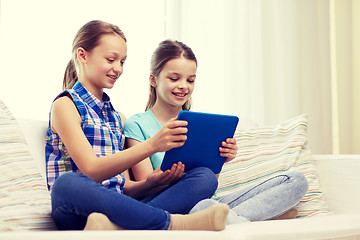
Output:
[{"xmin": 143, "ymin": 137, "xmax": 158, "ymax": 156}]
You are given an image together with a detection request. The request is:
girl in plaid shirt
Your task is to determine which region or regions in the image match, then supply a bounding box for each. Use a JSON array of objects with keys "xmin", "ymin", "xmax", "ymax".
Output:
[{"xmin": 46, "ymin": 20, "xmax": 229, "ymax": 231}]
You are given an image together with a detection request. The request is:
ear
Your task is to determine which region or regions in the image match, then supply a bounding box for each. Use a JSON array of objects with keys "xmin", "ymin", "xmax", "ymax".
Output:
[
  {"xmin": 77, "ymin": 47, "xmax": 88, "ymax": 64},
  {"xmin": 149, "ymin": 74, "xmax": 157, "ymax": 87}
]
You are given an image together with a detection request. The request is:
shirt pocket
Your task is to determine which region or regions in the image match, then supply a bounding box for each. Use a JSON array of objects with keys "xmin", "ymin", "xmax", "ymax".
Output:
[{"xmin": 82, "ymin": 121, "xmax": 121, "ymax": 155}]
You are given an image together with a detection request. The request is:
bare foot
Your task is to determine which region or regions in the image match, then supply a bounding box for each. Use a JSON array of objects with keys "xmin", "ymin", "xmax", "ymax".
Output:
[
  {"xmin": 272, "ymin": 208, "xmax": 298, "ymax": 220},
  {"xmin": 84, "ymin": 212, "xmax": 124, "ymax": 230}
]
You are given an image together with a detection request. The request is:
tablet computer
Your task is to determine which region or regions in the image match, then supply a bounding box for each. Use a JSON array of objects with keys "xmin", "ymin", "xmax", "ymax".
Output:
[{"xmin": 161, "ymin": 111, "xmax": 239, "ymax": 174}]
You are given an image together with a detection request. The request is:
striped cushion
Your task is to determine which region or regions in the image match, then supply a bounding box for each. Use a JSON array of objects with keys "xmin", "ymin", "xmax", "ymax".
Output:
[
  {"xmin": 0, "ymin": 101, "xmax": 56, "ymax": 231},
  {"xmin": 216, "ymin": 114, "xmax": 330, "ymax": 217}
]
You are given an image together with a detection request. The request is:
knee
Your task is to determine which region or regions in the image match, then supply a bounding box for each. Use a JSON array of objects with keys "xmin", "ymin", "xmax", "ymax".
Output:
[
  {"xmin": 189, "ymin": 199, "xmax": 219, "ymax": 214},
  {"xmin": 52, "ymin": 172, "xmax": 87, "ymax": 197},
  {"xmin": 188, "ymin": 167, "xmax": 218, "ymax": 192},
  {"xmin": 287, "ymin": 171, "xmax": 309, "ymax": 197},
  {"xmin": 53, "ymin": 172, "xmax": 80, "ymax": 187}
]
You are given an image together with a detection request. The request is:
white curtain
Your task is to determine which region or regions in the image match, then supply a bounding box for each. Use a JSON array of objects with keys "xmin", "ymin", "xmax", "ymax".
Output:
[
  {"xmin": 330, "ymin": 0, "xmax": 360, "ymax": 154},
  {"xmin": 165, "ymin": 0, "xmax": 360, "ymax": 154}
]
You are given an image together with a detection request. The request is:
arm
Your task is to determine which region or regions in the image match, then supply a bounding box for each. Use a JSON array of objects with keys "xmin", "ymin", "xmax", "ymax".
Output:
[
  {"xmin": 125, "ymin": 138, "xmax": 155, "ymax": 181},
  {"xmin": 51, "ymin": 96, "xmax": 187, "ymax": 183}
]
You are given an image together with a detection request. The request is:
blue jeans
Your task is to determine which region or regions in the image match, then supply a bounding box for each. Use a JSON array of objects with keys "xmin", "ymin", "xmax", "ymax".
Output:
[
  {"xmin": 190, "ymin": 171, "xmax": 308, "ymax": 224},
  {"xmin": 51, "ymin": 167, "xmax": 217, "ymax": 230}
]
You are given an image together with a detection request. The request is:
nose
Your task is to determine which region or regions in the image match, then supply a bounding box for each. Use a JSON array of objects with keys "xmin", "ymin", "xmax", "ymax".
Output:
[
  {"xmin": 178, "ymin": 79, "xmax": 187, "ymax": 89},
  {"xmin": 114, "ymin": 62, "xmax": 123, "ymax": 76}
]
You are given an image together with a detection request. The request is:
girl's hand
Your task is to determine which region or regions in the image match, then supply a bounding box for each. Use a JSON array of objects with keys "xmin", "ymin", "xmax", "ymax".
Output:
[
  {"xmin": 219, "ymin": 138, "xmax": 238, "ymax": 163},
  {"xmin": 146, "ymin": 162, "xmax": 185, "ymax": 187},
  {"xmin": 150, "ymin": 117, "xmax": 188, "ymax": 153}
]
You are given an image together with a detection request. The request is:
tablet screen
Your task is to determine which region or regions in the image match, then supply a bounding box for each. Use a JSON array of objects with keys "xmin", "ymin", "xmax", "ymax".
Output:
[{"xmin": 161, "ymin": 111, "xmax": 239, "ymax": 174}]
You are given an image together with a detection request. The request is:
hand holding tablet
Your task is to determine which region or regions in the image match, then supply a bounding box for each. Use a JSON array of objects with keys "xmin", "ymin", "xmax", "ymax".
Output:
[{"xmin": 161, "ymin": 111, "xmax": 239, "ymax": 174}]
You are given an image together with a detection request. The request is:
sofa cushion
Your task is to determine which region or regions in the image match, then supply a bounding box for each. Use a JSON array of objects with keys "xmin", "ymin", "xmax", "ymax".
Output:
[
  {"xmin": 0, "ymin": 101, "xmax": 56, "ymax": 231},
  {"xmin": 216, "ymin": 113, "xmax": 330, "ymax": 217}
]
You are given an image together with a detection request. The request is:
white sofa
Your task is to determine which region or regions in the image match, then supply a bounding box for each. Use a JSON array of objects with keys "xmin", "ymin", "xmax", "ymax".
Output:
[{"xmin": 1, "ymin": 104, "xmax": 360, "ymax": 239}]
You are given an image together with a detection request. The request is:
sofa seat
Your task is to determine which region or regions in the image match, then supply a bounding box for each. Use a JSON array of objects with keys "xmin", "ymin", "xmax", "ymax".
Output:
[{"xmin": 1, "ymin": 214, "xmax": 360, "ymax": 240}]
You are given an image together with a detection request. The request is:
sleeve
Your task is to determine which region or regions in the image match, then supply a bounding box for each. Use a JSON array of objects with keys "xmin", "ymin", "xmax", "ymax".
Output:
[{"xmin": 124, "ymin": 116, "xmax": 146, "ymax": 143}]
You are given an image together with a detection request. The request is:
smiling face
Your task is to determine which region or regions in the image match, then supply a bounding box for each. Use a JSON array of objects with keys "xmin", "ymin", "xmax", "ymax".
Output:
[
  {"xmin": 78, "ymin": 34, "xmax": 127, "ymax": 98},
  {"xmin": 151, "ymin": 57, "xmax": 197, "ymax": 110}
]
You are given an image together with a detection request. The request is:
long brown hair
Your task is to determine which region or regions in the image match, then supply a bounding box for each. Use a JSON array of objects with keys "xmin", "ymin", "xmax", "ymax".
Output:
[
  {"xmin": 63, "ymin": 20, "xmax": 126, "ymax": 90},
  {"xmin": 145, "ymin": 40, "xmax": 197, "ymax": 111}
]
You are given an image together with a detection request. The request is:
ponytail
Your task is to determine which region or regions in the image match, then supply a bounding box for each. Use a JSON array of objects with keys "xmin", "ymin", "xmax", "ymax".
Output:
[
  {"xmin": 63, "ymin": 60, "xmax": 78, "ymax": 90},
  {"xmin": 145, "ymin": 85, "xmax": 157, "ymax": 111}
]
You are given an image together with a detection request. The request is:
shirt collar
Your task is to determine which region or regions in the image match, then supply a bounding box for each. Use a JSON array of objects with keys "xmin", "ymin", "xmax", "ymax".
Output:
[{"xmin": 73, "ymin": 82, "xmax": 114, "ymax": 114}]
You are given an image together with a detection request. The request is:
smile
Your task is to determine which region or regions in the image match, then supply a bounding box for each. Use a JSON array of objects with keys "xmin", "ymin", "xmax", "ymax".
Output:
[
  {"xmin": 107, "ymin": 74, "xmax": 118, "ymax": 79},
  {"xmin": 107, "ymin": 74, "xmax": 119, "ymax": 81},
  {"xmin": 173, "ymin": 92, "xmax": 187, "ymax": 97}
]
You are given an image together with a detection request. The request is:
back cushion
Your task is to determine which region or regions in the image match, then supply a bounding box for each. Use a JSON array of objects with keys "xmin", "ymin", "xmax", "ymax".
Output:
[{"xmin": 0, "ymin": 101, "xmax": 56, "ymax": 230}]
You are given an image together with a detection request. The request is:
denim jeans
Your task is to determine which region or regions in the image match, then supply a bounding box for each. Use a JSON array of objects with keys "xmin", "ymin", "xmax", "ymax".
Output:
[
  {"xmin": 51, "ymin": 167, "xmax": 217, "ymax": 230},
  {"xmin": 190, "ymin": 170, "xmax": 308, "ymax": 224}
]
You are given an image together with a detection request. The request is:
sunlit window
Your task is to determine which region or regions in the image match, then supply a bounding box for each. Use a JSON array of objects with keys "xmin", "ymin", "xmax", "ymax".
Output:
[{"xmin": 0, "ymin": 0, "xmax": 166, "ymax": 120}]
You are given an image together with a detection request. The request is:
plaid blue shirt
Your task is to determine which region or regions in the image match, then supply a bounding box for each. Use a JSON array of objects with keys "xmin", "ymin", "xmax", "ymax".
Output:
[{"xmin": 46, "ymin": 82, "xmax": 125, "ymax": 193}]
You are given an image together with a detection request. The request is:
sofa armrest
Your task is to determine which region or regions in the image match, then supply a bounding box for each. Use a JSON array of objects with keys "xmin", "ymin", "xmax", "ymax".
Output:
[
  {"xmin": 312, "ymin": 154, "xmax": 360, "ymax": 214},
  {"xmin": 17, "ymin": 119, "xmax": 48, "ymax": 184}
]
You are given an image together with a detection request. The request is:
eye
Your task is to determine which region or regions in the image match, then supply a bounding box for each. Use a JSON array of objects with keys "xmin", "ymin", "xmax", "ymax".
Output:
[
  {"xmin": 106, "ymin": 58, "xmax": 114, "ymax": 63},
  {"xmin": 187, "ymin": 77, "xmax": 196, "ymax": 83},
  {"xmin": 169, "ymin": 78, "xmax": 178, "ymax": 81}
]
